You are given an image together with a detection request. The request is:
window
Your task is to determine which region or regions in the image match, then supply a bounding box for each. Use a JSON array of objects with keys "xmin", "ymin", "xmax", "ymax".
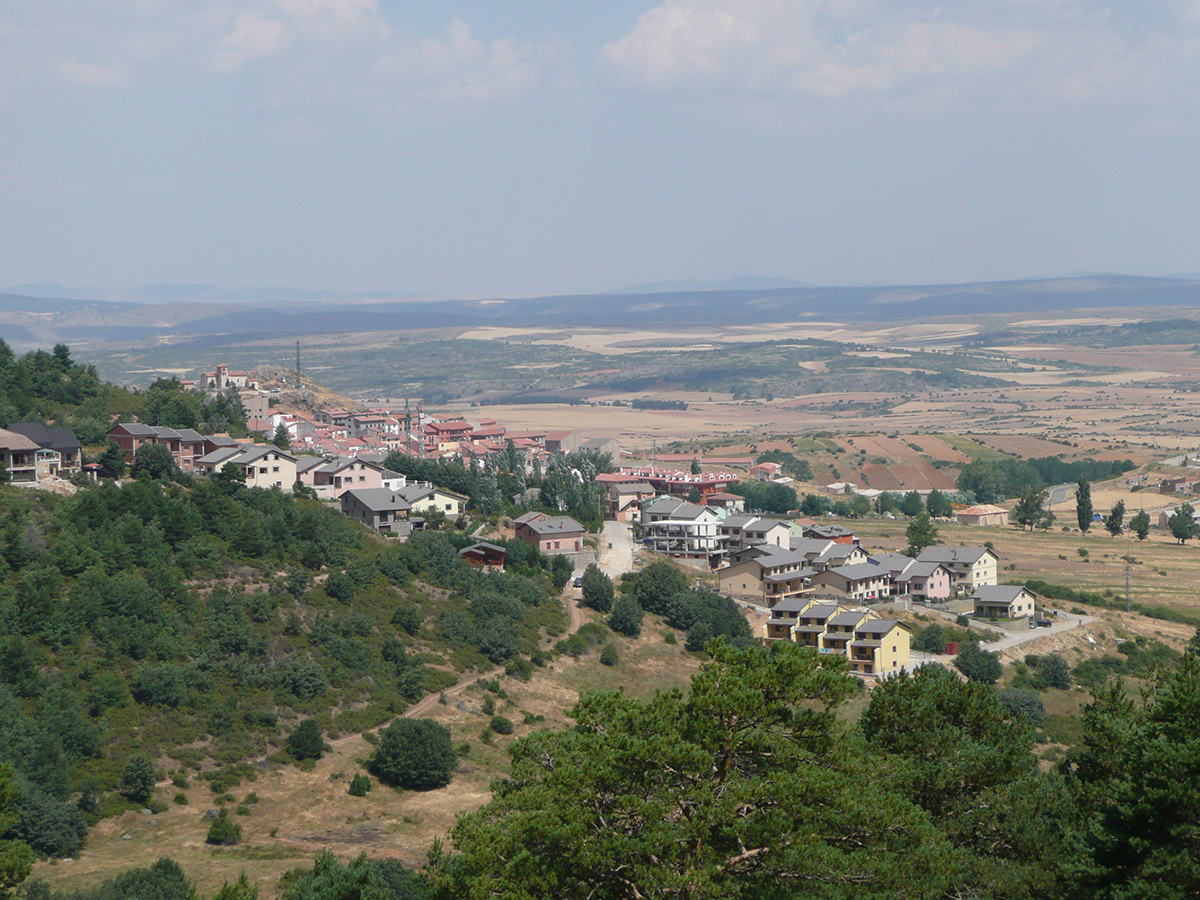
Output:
[
  {"xmin": 259, "ymin": 467, "xmax": 268, "ymax": 474},
  {"xmin": 272, "ymin": 466, "xmax": 279, "ymax": 472},
  {"xmin": 359, "ymin": 476, "xmax": 366, "ymax": 482}
]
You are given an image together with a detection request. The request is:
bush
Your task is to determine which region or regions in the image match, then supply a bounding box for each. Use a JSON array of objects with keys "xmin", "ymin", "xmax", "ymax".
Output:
[
  {"xmin": 490, "ymin": 716, "xmax": 515, "ymax": 735},
  {"xmin": 120, "ymin": 756, "xmax": 157, "ymax": 805},
  {"xmin": 205, "ymin": 809, "xmax": 242, "ymax": 845},
  {"xmin": 580, "ymin": 564, "xmax": 614, "ymax": 613},
  {"xmin": 1040, "ymin": 653, "xmax": 1071, "ymax": 690},
  {"xmin": 370, "ymin": 719, "xmax": 457, "ymax": 791},
  {"xmin": 912, "ymin": 624, "xmax": 946, "ymax": 654},
  {"xmin": 600, "ymin": 644, "xmax": 619, "ymax": 666},
  {"xmin": 13, "ymin": 783, "xmax": 90, "ymax": 857},
  {"xmin": 173, "ymin": 793, "xmax": 188, "ymax": 806},
  {"xmin": 286, "ymin": 719, "xmax": 325, "ymax": 762},
  {"xmin": 325, "ymin": 572, "xmax": 355, "ymax": 603},
  {"xmin": 997, "ymin": 688, "xmax": 1046, "ymax": 726},
  {"xmin": 609, "ymin": 597, "xmax": 644, "ymax": 638},
  {"xmin": 348, "ymin": 774, "xmax": 371, "ymax": 797},
  {"xmin": 954, "ymin": 640, "xmax": 1002, "ymax": 684}
]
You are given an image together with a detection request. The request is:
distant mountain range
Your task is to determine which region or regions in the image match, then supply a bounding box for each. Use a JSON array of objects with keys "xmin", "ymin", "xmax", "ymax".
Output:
[
  {"xmin": 3, "ymin": 275, "xmax": 1200, "ymax": 352},
  {"xmin": 610, "ymin": 275, "xmax": 811, "ymax": 294}
]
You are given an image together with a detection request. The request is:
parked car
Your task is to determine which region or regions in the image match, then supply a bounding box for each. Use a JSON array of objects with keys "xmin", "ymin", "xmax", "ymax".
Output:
[{"xmin": 572, "ymin": 575, "xmax": 583, "ymax": 588}]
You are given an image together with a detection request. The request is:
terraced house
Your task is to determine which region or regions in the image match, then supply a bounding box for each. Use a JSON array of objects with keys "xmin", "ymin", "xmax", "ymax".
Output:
[{"xmin": 762, "ymin": 599, "xmax": 911, "ymax": 676}]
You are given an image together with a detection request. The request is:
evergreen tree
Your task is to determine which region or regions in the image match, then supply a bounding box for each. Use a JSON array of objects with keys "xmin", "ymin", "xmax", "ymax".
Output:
[
  {"xmin": 271, "ymin": 424, "xmax": 291, "ymax": 450},
  {"xmin": 286, "ymin": 719, "xmax": 325, "ymax": 762},
  {"xmin": 1104, "ymin": 499, "xmax": 1125, "ymax": 537},
  {"xmin": 1129, "ymin": 509, "xmax": 1151, "ymax": 541},
  {"xmin": 580, "ymin": 564, "xmax": 614, "ymax": 613},
  {"xmin": 98, "ymin": 441, "xmax": 126, "ymax": 478},
  {"xmin": 1076, "ymin": 478, "xmax": 1094, "ymax": 533},
  {"xmin": 898, "ymin": 490, "xmax": 924, "ymax": 517},
  {"xmin": 1013, "ymin": 488, "xmax": 1048, "ymax": 531},
  {"xmin": 119, "ymin": 756, "xmax": 157, "ymax": 805},
  {"xmin": 608, "ymin": 596, "xmax": 644, "ymax": 638},
  {"xmin": 925, "ymin": 488, "xmax": 954, "ymax": 519},
  {"xmin": 904, "ymin": 513, "xmax": 940, "ymax": 556},
  {"xmin": 690, "ymin": 457, "xmax": 701, "ymax": 475},
  {"xmin": 370, "ymin": 719, "xmax": 456, "ymax": 791},
  {"xmin": 954, "ymin": 640, "xmax": 1002, "ymax": 684}
]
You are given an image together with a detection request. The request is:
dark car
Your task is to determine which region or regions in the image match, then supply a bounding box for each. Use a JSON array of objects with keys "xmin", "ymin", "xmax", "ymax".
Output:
[{"xmin": 572, "ymin": 576, "xmax": 584, "ymax": 588}]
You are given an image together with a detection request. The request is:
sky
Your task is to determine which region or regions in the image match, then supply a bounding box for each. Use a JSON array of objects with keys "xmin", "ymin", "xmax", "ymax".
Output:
[{"xmin": 2, "ymin": 1, "xmax": 1200, "ymax": 298}]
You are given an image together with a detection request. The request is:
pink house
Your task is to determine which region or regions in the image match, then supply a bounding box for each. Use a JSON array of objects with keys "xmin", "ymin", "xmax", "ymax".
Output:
[
  {"xmin": 296, "ymin": 456, "xmax": 385, "ymax": 499},
  {"xmin": 894, "ymin": 562, "xmax": 952, "ymax": 600}
]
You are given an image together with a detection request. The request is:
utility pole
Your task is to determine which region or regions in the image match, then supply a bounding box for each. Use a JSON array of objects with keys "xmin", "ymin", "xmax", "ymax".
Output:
[
  {"xmin": 1125, "ymin": 564, "xmax": 1132, "ymax": 613},
  {"xmin": 295, "ymin": 341, "xmax": 301, "ymax": 386}
]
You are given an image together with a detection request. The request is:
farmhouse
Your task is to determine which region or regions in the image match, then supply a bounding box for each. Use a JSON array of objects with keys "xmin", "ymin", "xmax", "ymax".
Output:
[{"xmin": 956, "ymin": 504, "xmax": 1010, "ymax": 527}]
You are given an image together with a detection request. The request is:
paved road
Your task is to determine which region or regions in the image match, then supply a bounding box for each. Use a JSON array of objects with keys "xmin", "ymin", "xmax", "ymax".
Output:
[
  {"xmin": 983, "ymin": 612, "xmax": 1096, "ymax": 652},
  {"xmin": 598, "ymin": 520, "xmax": 636, "ymax": 580},
  {"xmin": 1047, "ymin": 483, "xmax": 1077, "ymax": 506}
]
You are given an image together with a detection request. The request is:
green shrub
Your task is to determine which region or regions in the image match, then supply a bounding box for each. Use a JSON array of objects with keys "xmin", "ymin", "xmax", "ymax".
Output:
[
  {"xmin": 119, "ymin": 756, "xmax": 157, "ymax": 805},
  {"xmin": 490, "ymin": 716, "xmax": 515, "ymax": 735},
  {"xmin": 348, "ymin": 774, "xmax": 371, "ymax": 797},
  {"xmin": 600, "ymin": 644, "xmax": 619, "ymax": 666},
  {"xmin": 205, "ymin": 809, "xmax": 242, "ymax": 845},
  {"xmin": 235, "ymin": 804, "xmax": 251, "ymax": 816},
  {"xmin": 173, "ymin": 792, "xmax": 188, "ymax": 806},
  {"xmin": 286, "ymin": 719, "xmax": 325, "ymax": 762},
  {"xmin": 370, "ymin": 719, "xmax": 457, "ymax": 791}
]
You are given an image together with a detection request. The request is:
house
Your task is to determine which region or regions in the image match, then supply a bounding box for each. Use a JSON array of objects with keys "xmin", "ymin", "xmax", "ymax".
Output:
[
  {"xmin": 544, "ymin": 431, "xmax": 581, "ymax": 454},
  {"xmin": 340, "ymin": 488, "xmax": 411, "ymax": 534},
  {"xmin": 801, "ymin": 523, "xmax": 856, "ymax": 544},
  {"xmin": 748, "ymin": 461, "xmax": 781, "ymax": 482},
  {"xmin": 514, "ymin": 512, "xmax": 586, "ymax": 554},
  {"xmin": 580, "ymin": 436, "xmax": 619, "ymax": 459},
  {"xmin": 916, "ymin": 546, "xmax": 999, "ymax": 592},
  {"xmin": 849, "ymin": 618, "xmax": 912, "ymax": 676},
  {"xmin": 703, "ymin": 491, "xmax": 745, "ymax": 513},
  {"xmin": 759, "ymin": 599, "xmax": 912, "ymax": 675},
  {"xmin": 892, "ymin": 561, "xmax": 952, "ymax": 600},
  {"xmin": 196, "ymin": 444, "xmax": 298, "ymax": 490},
  {"xmin": 0, "ymin": 429, "xmax": 41, "ymax": 482},
  {"xmin": 640, "ymin": 497, "xmax": 723, "ymax": 559},
  {"xmin": 809, "ymin": 562, "xmax": 891, "ymax": 602},
  {"xmin": 956, "ymin": 504, "xmax": 1010, "ymax": 527},
  {"xmin": 107, "ymin": 423, "xmax": 207, "ymax": 470},
  {"xmin": 380, "ymin": 469, "xmax": 407, "ymax": 492},
  {"xmin": 396, "ymin": 484, "xmax": 468, "ymax": 518},
  {"xmin": 719, "ymin": 515, "xmax": 791, "ymax": 553},
  {"xmin": 307, "ymin": 457, "xmax": 385, "ymax": 498},
  {"xmin": 458, "ymin": 542, "xmax": 506, "ymax": 569},
  {"xmin": 718, "ymin": 544, "xmax": 816, "ymax": 603},
  {"xmin": 973, "ymin": 585, "xmax": 1038, "ymax": 619},
  {"xmin": 606, "ymin": 482, "xmax": 656, "ymax": 521},
  {"xmin": 8, "ymin": 424, "xmax": 83, "ymax": 477}
]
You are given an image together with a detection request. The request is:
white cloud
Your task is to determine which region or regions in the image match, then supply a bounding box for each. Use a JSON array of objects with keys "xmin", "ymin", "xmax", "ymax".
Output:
[
  {"xmin": 373, "ymin": 18, "xmax": 562, "ymax": 105},
  {"xmin": 600, "ymin": 0, "xmax": 1200, "ymax": 108},
  {"xmin": 210, "ymin": 13, "xmax": 292, "ymax": 74}
]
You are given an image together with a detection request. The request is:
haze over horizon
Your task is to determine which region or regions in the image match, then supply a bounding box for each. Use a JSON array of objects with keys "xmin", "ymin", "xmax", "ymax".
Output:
[{"xmin": 4, "ymin": 2, "xmax": 1200, "ymax": 298}]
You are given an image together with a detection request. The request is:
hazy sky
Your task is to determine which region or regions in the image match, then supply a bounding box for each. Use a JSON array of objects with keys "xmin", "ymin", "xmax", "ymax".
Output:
[{"xmin": 3, "ymin": 1, "xmax": 1200, "ymax": 297}]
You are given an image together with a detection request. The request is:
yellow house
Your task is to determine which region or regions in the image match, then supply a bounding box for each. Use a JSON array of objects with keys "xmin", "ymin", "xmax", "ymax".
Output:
[{"xmin": 761, "ymin": 598, "xmax": 911, "ymax": 677}]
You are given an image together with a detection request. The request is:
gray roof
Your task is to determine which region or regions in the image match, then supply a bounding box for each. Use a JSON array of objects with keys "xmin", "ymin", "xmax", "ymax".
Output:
[
  {"xmin": 204, "ymin": 434, "xmax": 241, "ymax": 447},
  {"xmin": 341, "ymin": 488, "xmax": 410, "ymax": 513},
  {"xmin": 763, "ymin": 569, "xmax": 815, "ymax": 583},
  {"xmin": 822, "ymin": 562, "xmax": 886, "ymax": 582},
  {"xmin": 580, "ymin": 437, "xmax": 613, "ymax": 449},
  {"xmin": 770, "ymin": 597, "xmax": 811, "ymax": 613},
  {"xmin": 828, "ymin": 611, "xmax": 870, "ymax": 627},
  {"xmin": 8, "ymin": 423, "xmax": 81, "ymax": 453},
  {"xmin": 816, "ymin": 544, "xmax": 863, "ymax": 564},
  {"xmin": 895, "ymin": 561, "xmax": 945, "ymax": 580},
  {"xmin": 643, "ymin": 496, "xmax": 710, "ymax": 520},
  {"xmin": 972, "ymin": 585, "xmax": 1032, "ymax": 604},
  {"xmin": 522, "ymin": 515, "xmax": 585, "ymax": 535},
  {"xmin": 197, "ymin": 447, "xmax": 242, "ymax": 466},
  {"xmin": 459, "ymin": 541, "xmax": 506, "ymax": 555},
  {"xmin": 917, "ymin": 546, "xmax": 995, "ymax": 565},
  {"xmin": 856, "ymin": 618, "xmax": 903, "ymax": 636},
  {"xmin": 173, "ymin": 428, "xmax": 205, "ymax": 442},
  {"xmin": 112, "ymin": 422, "xmax": 158, "ymax": 437},
  {"xmin": 295, "ymin": 456, "xmax": 326, "ymax": 475},
  {"xmin": 721, "ymin": 514, "xmax": 758, "ymax": 530},
  {"xmin": 868, "ymin": 553, "xmax": 915, "ymax": 573},
  {"xmin": 800, "ymin": 604, "xmax": 839, "ymax": 621}
]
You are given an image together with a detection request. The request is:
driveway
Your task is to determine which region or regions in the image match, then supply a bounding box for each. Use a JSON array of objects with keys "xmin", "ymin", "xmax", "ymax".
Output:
[
  {"xmin": 598, "ymin": 519, "xmax": 636, "ymax": 580},
  {"xmin": 982, "ymin": 613, "xmax": 1095, "ymax": 652}
]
